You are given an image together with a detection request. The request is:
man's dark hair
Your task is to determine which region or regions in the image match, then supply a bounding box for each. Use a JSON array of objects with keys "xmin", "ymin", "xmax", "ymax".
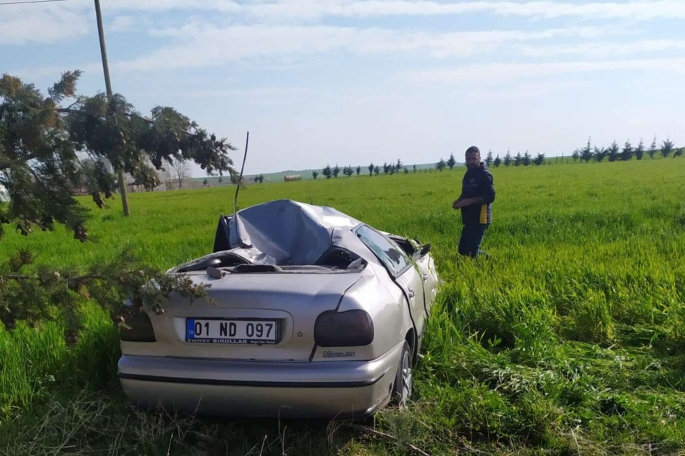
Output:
[{"xmin": 465, "ymin": 146, "xmax": 480, "ymax": 156}]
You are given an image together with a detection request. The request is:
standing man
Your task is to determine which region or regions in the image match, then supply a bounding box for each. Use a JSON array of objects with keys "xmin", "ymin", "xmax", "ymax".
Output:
[{"xmin": 452, "ymin": 146, "xmax": 495, "ymax": 257}]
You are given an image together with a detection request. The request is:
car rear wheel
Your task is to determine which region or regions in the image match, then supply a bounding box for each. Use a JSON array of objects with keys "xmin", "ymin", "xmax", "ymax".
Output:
[{"xmin": 391, "ymin": 341, "xmax": 413, "ymax": 408}]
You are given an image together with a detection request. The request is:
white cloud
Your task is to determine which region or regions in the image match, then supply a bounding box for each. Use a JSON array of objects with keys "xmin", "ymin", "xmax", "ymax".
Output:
[
  {"xmin": 517, "ymin": 40, "xmax": 685, "ymax": 58},
  {"xmin": 12, "ymin": 0, "xmax": 685, "ymax": 22},
  {"xmin": 100, "ymin": 0, "xmax": 685, "ymax": 22},
  {"xmin": 110, "ymin": 15, "xmax": 136, "ymax": 33},
  {"xmin": 0, "ymin": 5, "xmax": 88, "ymax": 45},
  {"xmin": 101, "ymin": 0, "xmax": 241, "ymax": 12},
  {"xmin": 2, "ymin": 1, "xmax": 681, "ymax": 47},
  {"xmin": 118, "ymin": 24, "xmax": 612, "ymax": 71},
  {"xmin": 177, "ymin": 87, "xmax": 315, "ymax": 98},
  {"xmin": 407, "ymin": 58, "xmax": 685, "ymax": 83}
]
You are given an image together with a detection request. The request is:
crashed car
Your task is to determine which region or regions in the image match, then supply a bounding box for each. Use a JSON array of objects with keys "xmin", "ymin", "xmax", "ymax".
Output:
[{"xmin": 117, "ymin": 199, "xmax": 438, "ymax": 419}]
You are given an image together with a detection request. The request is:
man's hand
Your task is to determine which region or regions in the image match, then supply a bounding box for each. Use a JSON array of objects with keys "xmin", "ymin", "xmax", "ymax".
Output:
[
  {"xmin": 453, "ymin": 198, "xmax": 472, "ymax": 209},
  {"xmin": 453, "ymin": 197, "xmax": 484, "ymax": 209}
]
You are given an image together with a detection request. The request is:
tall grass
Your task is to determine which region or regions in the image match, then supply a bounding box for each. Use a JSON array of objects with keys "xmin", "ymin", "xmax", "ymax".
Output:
[{"xmin": 1, "ymin": 158, "xmax": 684, "ymax": 454}]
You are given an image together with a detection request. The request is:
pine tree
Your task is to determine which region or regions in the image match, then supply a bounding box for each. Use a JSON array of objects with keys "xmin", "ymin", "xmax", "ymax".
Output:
[
  {"xmin": 533, "ymin": 153, "xmax": 545, "ymax": 166},
  {"xmin": 635, "ymin": 139, "xmax": 645, "ymax": 160},
  {"xmin": 485, "ymin": 150, "xmax": 494, "ymax": 166},
  {"xmin": 368, "ymin": 163, "xmax": 374, "ymax": 176},
  {"xmin": 494, "ymin": 155, "xmax": 502, "ymax": 168},
  {"xmin": 514, "ymin": 152, "xmax": 523, "ymax": 167},
  {"xmin": 648, "ymin": 137, "xmax": 658, "ymax": 159},
  {"xmin": 621, "ymin": 140, "xmax": 633, "ymax": 161},
  {"xmin": 581, "ymin": 137, "xmax": 594, "ymax": 163},
  {"xmin": 322, "ymin": 165, "xmax": 332, "ymax": 179},
  {"xmin": 446, "ymin": 154, "xmax": 457, "ymax": 169},
  {"xmin": 661, "ymin": 138, "xmax": 674, "ymax": 158},
  {"xmin": 0, "ymin": 72, "xmax": 212, "ymax": 339},
  {"xmin": 503, "ymin": 151, "xmax": 512, "ymax": 167},
  {"xmin": 312, "ymin": 171, "xmax": 318, "ymax": 180},
  {"xmin": 572, "ymin": 150, "xmax": 580, "ymax": 162},
  {"xmin": 356, "ymin": 166, "xmax": 361, "ymax": 176},
  {"xmin": 607, "ymin": 141, "xmax": 620, "ymax": 162},
  {"xmin": 594, "ymin": 146, "xmax": 606, "ymax": 162},
  {"xmin": 436, "ymin": 159, "xmax": 446, "ymax": 171},
  {"xmin": 523, "ymin": 151, "xmax": 532, "ymax": 166}
]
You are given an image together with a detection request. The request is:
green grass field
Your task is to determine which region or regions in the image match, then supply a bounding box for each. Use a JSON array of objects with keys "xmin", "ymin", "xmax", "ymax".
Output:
[{"xmin": 1, "ymin": 159, "xmax": 684, "ymax": 455}]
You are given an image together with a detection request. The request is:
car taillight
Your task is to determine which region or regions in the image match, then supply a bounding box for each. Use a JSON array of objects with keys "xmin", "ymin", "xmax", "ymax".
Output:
[
  {"xmin": 314, "ymin": 310, "xmax": 374, "ymax": 347},
  {"xmin": 119, "ymin": 311, "xmax": 156, "ymax": 342}
]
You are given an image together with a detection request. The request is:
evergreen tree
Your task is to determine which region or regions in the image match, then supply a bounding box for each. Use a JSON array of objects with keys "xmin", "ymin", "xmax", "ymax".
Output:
[
  {"xmin": 514, "ymin": 152, "xmax": 523, "ymax": 167},
  {"xmin": 594, "ymin": 146, "xmax": 606, "ymax": 162},
  {"xmin": 312, "ymin": 170, "xmax": 318, "ymax": 180},
  {"xmin": 446, "ymin": 153, "xmax": 457, "ymax": 169},
  {"xmin": 356, "ymin": 166, "xmax": 361, "ymax": 176},
  {"xmin": 322, "ymin": 165, "xmax": 332, "ymax": 179},
  {"xmin": 572, "ymin": 150, "xmax": 580, "ymax": 162},
  {"xmin": 648, "ymin": 137, "xmax": 658, "ymax": 159},
  {"xmin": 0, "ymin": 72, "xmax": 211, "ymax": 339},
  {"xmin": 332, "ymin": 165, "xmax": 341, "ymax": 178},
  {"xmin": 607, "ymin": 141, "xmax": 620, "ymax": 162},
  {"xmin": 523, "ymin": 151, "xmax": 532, "ymax": 166},
  {"xmin": 368, "ymin": 163, "xmax": 374, "ymax": 176},
  {"xmin": 533, "ymin": 153, "xmax": 545, "ymax": 166},
  {"xmin": 635, "ymin": 139, "xmax": 645, "ymax": 160},
  {"xmin": 494, "ymin": 155, "xmax": 502, "ymax": 168},
  {"xmin": 661, "ymin": 138, "xmax": 674, "ymax": 158},
  {"xmin": 503, "ymin": 150, "xmax": 513, "ymax": 167},
  {"xmin": 581, "ymin": 137, "xmax": 593, "ymax": 163},
  {"xmin": 621, "ymin": 140, "xmax": 633, "ymax": 161},
  {"xmin": 485, "ymin": 150, "xmax": 494, "ymax": 166},
  {"xmin": 436, "ymin": 158, "xmax": 446, "ymax": 171}
]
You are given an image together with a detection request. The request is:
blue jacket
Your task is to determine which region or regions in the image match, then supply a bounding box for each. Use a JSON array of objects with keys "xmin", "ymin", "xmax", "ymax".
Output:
[{"xmin": 459, "ymin": 162, "xmax": 495, "ymax": 225}]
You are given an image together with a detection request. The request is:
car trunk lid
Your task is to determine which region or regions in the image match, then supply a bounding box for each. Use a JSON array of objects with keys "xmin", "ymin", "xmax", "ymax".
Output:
[{"xmin": 121, "ymin": 269, "xmax": 361, "ymax": 362}]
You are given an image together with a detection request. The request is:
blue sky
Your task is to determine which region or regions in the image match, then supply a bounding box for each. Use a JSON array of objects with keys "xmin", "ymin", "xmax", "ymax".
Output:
[{"xmin": 2, "ymin": 0, "xmax": 684, "ymax": 176}]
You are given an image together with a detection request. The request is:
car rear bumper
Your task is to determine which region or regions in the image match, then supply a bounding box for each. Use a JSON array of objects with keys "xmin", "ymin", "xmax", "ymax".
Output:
[{"xmin": 117, "ymin": 342, "xmax": 403, "ymax": 419}]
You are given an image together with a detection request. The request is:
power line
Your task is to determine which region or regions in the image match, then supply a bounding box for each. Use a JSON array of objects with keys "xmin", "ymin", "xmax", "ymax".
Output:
[{"xmin": 0, "ymin": 0, "xmax": 67, "ymax": 5}]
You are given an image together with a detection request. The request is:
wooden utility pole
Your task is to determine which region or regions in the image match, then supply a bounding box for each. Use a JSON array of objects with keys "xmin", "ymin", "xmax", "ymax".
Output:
[{"xmin": 94, "ymin": 0, "xmax": 130, "ymax": 216}]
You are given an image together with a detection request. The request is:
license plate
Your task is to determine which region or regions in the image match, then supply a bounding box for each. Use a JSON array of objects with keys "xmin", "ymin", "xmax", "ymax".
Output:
[{"xmin": 186, "ymin": 319, "xmax": 279, "ymax": 345}]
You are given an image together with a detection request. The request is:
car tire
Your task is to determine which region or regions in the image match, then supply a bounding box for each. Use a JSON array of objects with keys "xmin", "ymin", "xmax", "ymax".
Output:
[{"xmin": 391, "ymin": 341, "xmax": 413, "ymax": 408}]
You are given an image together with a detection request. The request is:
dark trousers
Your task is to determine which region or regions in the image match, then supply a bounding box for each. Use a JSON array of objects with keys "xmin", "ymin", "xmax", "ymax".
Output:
[{"xmin": 458, "ymin": 224, "xmax": 489, "ymax": 257}]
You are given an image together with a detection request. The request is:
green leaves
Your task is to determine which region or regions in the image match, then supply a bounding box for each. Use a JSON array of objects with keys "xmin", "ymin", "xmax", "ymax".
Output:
[
  {"xmin": 0, "ymin": 71, "xmax": 225, "ymax": 343},
  {"xmin": 1, "ymin": 248, "xmax": 209, "ymax": 342},
  {"xmin": 47, "ymin": 71, "xmax": 82, "ymax": 104}
]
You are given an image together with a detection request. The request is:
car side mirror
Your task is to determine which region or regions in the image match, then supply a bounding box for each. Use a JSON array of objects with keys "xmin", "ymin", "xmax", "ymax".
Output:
[{"xmin": 418, "ymin": 244, "xmax": 431, "ymax": 257}]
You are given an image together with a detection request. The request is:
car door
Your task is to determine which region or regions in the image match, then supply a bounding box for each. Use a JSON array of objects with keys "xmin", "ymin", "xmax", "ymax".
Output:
[
  {"xmin": 413, "ymin": 246, "xmax": 438, "ymax": 317},
  {"xmin": 355, "ymin": 226, "xmax": 427, "ymax": 338}
]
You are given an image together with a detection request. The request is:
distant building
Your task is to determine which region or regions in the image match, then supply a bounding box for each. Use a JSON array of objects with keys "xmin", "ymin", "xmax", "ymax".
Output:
[
  {"xmin": 103, "ymin": 157, "xmax": 175, "ymax": 192},
  {"xmin": 284, "ymin": 175, "xmax": 301, "ymax": 182}
]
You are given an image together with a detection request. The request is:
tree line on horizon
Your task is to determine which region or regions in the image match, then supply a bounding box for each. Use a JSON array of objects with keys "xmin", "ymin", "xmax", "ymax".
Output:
[{"xmin": 311, "ymin": 136, "xmax": 683, "ymax": 179}]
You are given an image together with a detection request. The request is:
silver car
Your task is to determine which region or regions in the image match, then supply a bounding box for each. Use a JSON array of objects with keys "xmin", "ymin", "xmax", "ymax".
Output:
[{"xmin": 117, "ymin": 199, "xmax": 438, "ymax": 419}]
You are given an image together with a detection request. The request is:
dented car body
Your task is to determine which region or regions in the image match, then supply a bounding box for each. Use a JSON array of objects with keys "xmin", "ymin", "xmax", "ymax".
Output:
[{"xmin": 117, "ymin": 199, "xmax": 438, "ymax": 419}]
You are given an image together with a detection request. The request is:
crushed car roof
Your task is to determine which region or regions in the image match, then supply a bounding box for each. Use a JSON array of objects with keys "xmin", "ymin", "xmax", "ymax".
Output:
[{"xmin": 218, "ymin": 199, "xmax": 364, "ymax": 266}]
